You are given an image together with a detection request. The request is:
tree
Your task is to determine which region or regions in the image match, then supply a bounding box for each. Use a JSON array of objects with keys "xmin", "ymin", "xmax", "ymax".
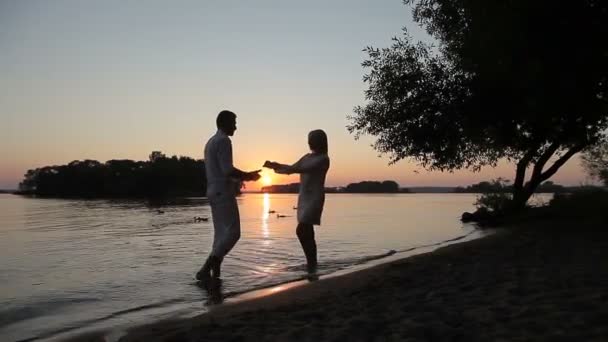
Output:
[
  {"xmin": 149, "ymin": 151, "xmax": 166, "ymax": 163},
  {"xmin": 582, "ymin": 141, "xmax": 608, "ymax": 186},
  {"xmin": 345, "ymin": 180, "xmax": 400, "ymax": 193},
  {"xmin": 348, "ymin": 0, "xmax": 608, "ymax": 210},
  {"xmin": 17, "ymin": 152, "xmax": 206, "ymax": 198},
  {"xmin": 18, "ymin": 169, "xmax": 39, "ymax": 192}
]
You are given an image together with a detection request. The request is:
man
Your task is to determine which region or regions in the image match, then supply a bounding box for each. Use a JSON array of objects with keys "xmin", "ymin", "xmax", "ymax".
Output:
[{"xmin": 196, "ymin": 110, "xmax": 260, "ymax": 284}]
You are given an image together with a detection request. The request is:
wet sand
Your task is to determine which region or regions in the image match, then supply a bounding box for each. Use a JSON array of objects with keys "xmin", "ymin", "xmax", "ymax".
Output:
[{"xmin": 71, "ymin": 221, "xmax": 608, "ymax": 341}]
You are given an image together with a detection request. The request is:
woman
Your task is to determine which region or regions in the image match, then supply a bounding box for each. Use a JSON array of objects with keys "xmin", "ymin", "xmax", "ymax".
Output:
[{"xmin": 264, "ymin": 129, "xmax": 330, "ymax": 273}]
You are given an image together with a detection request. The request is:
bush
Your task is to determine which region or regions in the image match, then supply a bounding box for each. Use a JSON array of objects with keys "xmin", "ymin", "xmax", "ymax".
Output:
[
  {"xmin": 474, "ymin": 178, "xmax": 515, "ymax": 214},
  {"xmin": 549, "ymin": 189, "xmax": 608, "ymax": 217}
]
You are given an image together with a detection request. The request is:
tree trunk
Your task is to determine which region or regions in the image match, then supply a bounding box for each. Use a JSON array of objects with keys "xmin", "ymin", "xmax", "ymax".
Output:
[
  {"xmin": 510, "ymin": 144, "xmax": 584, "ymax": 211},
  {"xmin": 511, "ymin": 149, "xmax": 538, "ymax": 210},
  {"xmin": 511, "ymin": 179, "xmax": 535, "ymax": 211}
]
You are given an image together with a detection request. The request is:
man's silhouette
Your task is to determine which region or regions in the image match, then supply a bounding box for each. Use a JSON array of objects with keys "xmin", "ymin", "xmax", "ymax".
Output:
[{"xmin": 196, "ymin": 110, "xmax": 260, "ymax": 285}]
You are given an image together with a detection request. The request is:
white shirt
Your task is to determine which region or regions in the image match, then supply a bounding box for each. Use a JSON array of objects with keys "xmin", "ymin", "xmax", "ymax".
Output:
[
  {"xmin": 277, "ymin": 153, "xmax": 330, "ymax": 225},
  {"xmin": 204, "ymin": 130, "xmax": 236, "ymax": 197}
]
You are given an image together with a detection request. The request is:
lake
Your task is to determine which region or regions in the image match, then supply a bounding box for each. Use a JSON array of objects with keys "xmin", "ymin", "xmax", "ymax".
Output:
[{"xmin": 0, "ymin": 193, "xmax": 495, "ymax": 341}]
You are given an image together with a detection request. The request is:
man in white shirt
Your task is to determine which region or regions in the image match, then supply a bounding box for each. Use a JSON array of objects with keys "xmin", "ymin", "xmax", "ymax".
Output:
[{"xmin": 196, "ymin": 110, "xmax": 260, "ymax": 285}]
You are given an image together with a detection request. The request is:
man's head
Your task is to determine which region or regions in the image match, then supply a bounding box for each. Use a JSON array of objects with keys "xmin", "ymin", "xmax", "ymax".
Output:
[
  {"xmin": 216, "ymin": 110, "xmax": 237, "ymax": 136},
  {"xmin": 308, "ymin": 129, "xmax": 328, "ymax": 154}
]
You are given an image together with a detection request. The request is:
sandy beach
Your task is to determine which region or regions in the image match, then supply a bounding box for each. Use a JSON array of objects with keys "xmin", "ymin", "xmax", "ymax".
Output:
[{"xmin": 71, "ymin": 220, "xmax": 608, "ymax": 342}]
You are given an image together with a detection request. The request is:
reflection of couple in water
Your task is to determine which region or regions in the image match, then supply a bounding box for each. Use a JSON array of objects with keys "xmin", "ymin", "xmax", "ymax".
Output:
[{"xmin": 196, "ymin": 110, "xmax": 330, "ymax": 290}]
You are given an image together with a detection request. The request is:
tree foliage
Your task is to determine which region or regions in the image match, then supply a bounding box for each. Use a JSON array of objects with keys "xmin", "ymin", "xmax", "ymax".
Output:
[
  {"xmin": 18, "ymin": 152, "xmax": 206, "ymax": 198},
  {"xmin": 349, "ymin": 0, "xmax": 608, "ymax": 208},
  {"xmin": 582, "ymin": 141, "xmax": 608, "ymax": 186}
]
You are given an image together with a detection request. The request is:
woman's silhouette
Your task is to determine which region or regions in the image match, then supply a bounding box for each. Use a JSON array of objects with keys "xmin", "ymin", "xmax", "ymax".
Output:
[{"xmin": 265, "ymin": 129, "xmax": 330, "ymax": 273}]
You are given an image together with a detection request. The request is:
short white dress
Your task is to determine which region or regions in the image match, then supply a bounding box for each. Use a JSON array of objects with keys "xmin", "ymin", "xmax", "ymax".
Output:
[{"xmin": 277, "ymin": 153, "xmax": 330, "ymax": 225}]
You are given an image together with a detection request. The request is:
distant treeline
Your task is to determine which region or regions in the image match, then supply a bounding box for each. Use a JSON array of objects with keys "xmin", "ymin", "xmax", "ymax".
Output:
[
  {"xmin": 261, "ymin": 180, "xmax": 409, "ymax": 193},
  {"xmin": 453, "ymin": 181, "xmax": 567, "ymax": 194},
  {"xmin": 344, "ymin": 180, "xmax": 405, "ymax": 193},
  {"xmin": 17, "ymin": 151, "xmax": 206, "ymax": 198},
  {"xmin": 261, "ymin": 183, "xmax": 301, "ymax": 193}
]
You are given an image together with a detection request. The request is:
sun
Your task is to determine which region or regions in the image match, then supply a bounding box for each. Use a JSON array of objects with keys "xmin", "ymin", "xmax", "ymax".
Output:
[{"xmin": 262, "ymin": 175, "xmax": 272, "ymax": 186}]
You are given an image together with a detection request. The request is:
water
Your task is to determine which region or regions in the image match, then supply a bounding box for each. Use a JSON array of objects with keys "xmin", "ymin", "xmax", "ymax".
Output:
[{"xmin": 1, "ymin": 193, "xmax": 486, "ymax": 341}]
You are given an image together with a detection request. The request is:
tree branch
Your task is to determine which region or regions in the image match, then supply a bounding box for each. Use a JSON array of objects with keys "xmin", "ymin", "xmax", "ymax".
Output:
[
  {"xmin": 531, "ymin": 142, "xmax": 560, "ymax": 181},
  {"xmin": 539, "ymin": 144, "xmax": 586, "ymax": 182}
]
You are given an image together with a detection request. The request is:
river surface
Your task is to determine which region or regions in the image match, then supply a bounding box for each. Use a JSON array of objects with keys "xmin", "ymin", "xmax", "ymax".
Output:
[{"xmin": 1, "ymin": 193, "xmax": 511, "ymax": 341}]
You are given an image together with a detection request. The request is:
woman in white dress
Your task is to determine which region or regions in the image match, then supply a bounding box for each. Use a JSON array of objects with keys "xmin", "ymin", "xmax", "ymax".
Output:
[{"xmin": 264, "ymin": 129, "xmax": 330, "ymax": 273}]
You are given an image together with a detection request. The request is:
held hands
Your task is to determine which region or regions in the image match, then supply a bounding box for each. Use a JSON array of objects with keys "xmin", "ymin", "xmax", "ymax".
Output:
[
  {"xmin": 263, "ymin": 161, "xmax": 280, "ymax": 169},
  {"xmin": 264, "ymin": 161, "xmax": 288, "ymax": 174}
]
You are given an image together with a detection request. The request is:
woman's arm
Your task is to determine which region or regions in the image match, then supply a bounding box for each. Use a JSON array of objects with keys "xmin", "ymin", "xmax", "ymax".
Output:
[
  {"xmin": 264, "ymin": 157, "xmax": 304, "ymax": 175},
  {"xmin": 263, "ymin": 161, "xmax": 290, "ymax": 170},
  {"xmin": 275, "ymin": 155, "xmax": 328, "ymax": 174}
]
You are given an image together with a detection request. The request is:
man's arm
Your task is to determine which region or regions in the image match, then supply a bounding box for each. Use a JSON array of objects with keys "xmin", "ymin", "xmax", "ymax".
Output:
[
  {"xmin": 218, "ymin": 138, "xmax": 260, "ymax": 181},
  {"xmin": 230, "ymin": 167, "xmax": 261, "ymax": 181}
]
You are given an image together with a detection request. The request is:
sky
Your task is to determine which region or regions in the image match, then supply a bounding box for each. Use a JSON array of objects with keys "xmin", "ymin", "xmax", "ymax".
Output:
[{"xmin": 0, "ymin": 0, "xmax": 592, "ymax": 190}]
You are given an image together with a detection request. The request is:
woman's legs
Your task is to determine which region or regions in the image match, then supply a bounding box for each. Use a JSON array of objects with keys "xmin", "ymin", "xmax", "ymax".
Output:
[{"xmin": 296, "ymin": 223, "xmax": 317, "ymax": 272}]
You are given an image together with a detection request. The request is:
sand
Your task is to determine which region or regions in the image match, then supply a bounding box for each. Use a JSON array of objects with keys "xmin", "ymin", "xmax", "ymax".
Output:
[{"xmin": 70, "ymin": 221, "xmax": 608, "ymax": 341}]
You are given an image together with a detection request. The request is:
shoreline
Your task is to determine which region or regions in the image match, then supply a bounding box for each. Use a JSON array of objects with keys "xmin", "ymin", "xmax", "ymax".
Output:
[
  {"xmin": 68, "ymin": 220, "xmax": 608, "ymax": 341},
  {"xmin": 225, "ymin": 229, "xmax": 487, "ymax": 304},
  {"xmin": 57, "ymin": 229, "xmax": 488, "ymax": 342}
]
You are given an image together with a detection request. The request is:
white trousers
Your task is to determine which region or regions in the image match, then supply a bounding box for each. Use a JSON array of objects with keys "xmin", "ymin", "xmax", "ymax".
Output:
[{"xmin": 209, "ymin": 193, "xmax": 241, "ymax": 259}]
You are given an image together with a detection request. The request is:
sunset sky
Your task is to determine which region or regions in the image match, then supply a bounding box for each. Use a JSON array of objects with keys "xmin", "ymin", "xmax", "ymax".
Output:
[{"xmin": 0, "ymin": 0, "xmax": 591, "ymax": 190}]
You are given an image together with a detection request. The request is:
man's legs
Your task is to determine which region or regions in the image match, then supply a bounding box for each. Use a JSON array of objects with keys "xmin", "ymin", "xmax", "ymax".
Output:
[
  {"xmin": 197, "ymin": 196, "xmax": 240, "ymax": 281},
  {"xmin": 196, "ymin": 202, "xmax": 223, "ymax": 281},
  {"xmin": 296, "ymin": 223, "xmax": 317, "ymax": 273}
]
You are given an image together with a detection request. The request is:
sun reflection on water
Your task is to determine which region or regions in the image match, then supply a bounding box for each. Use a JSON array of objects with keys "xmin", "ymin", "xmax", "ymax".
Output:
[{"xmin": 262, "ymin": 193, "xmax": 270, "ymax": 242}]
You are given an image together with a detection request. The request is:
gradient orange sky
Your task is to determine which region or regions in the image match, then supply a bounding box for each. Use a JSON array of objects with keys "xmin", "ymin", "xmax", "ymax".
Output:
[{"xmin": 0, "ymin": 1, "xmax": 592, "ymax": 190}]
